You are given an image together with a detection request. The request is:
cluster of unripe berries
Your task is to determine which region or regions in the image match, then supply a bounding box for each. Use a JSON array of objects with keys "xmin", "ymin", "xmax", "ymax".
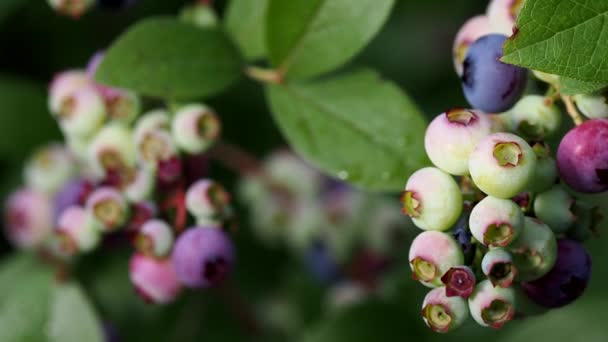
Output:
[
  {"xmin": 239, "ymin": 151, "xmax": 409, "ymax": 286},
  {"xmin": 403, "ymin": 0, "xmax": 600, "ymax": 333},
  {"xmin": 4, "ymin": 51, "xmax": 235, "ymax": 304}
]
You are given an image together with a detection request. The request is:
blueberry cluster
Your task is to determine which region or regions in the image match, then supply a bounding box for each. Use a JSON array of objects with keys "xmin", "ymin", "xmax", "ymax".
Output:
[
  {"xmin": 47, "ymin": 0, "xmax": 135, "ymax": 17},
  {"xmin": 403, "ymin": 0, "xmax": 600, "ymax": 333},
  {"xmin": 3, "ymin": 52, "xmax": 235, "ymax": 304},
  {"xmin": 239, "ymin": 151, "xmax": 411, "ymax": 287}
]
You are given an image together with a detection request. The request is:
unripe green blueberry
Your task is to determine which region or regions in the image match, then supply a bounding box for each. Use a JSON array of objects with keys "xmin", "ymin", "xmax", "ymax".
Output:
[
  {"xmin": 409, "ymin": 231, "xmax": 464, "ymax": 287},
  {"xmin": 566, "ymin": 202, "xmax": 601, "ymax": 242},
  {"xmin": 88, "ymin": 124, "xmax": 136, "ymax": 178},
  {"xmin": 509, "ymin": 217, "xmax": 557, "ymax": 282},
  {"xmin": 469, "ymin": 196, "xmax": 523, "ymax": 247},
  {"xmin": 285, "ymin": 201, "xmax": 325, "ymax": 253},
  {"xmin": 452, "ymin": 15, "xmax": 494, "ymax": 76},
  {"xmin": 25, "ymin": 144, "xmax": 76, "ymax": 194},
  {"xmin": 86, "ymin": 186, "xmax": 129, "ymax": 231},
  {"xmin": 124, "ymin": 168, "xmax": 155, "ymax": 203},
  {"xmin": 47, "ymin": 0, "xmax": 94, "ymax": 17},
  {"xmin": 424, "ymin": 108, "xmax": 492, "ymax": 175},
  {"xmin": 133, "ymin": 109, "xmax": 171, "ymax": 143},
  {"xmin": 481, "ymin": 248, "xmax": 517, "ymax": 288},
  {"xmin": 135, "ymin": 129, "xmax": 177, "ymax": 170},
  {"xmin": 402, "ymin": 167, "xmax": 462, "ymax": 231},
  {"xmin": 527, "ymin": 142, "xmax": 558, "ymax": 193},
  {"xmin": 49, "ymin": 70, "xmax": 90, "ymax": 114},
  {"xmin": 573, "ymin": 93, "xmax": 608, "ymax": 119},
  {"xmin": 179, "ymin": 3, "xmax": 218, "ymax": 28},
  {"xmin": 468, "ymin": 280, "xmax": 515, "ymax": 329},
  {"xmin": 265, "ymin": 151, "xmax": 323, "ymax": 198},
  {"xmin": 421, "ymin": 287, "xmax": 469, "ymax": 333},
  {"xmin": 65, "ymin": 135, "xmax": 90, "ymax": 162},
  {"xmin": 55, "ymin": 86, "xmax": 107, "ymax": 139},
  {"xmin": 534, "ymin": 185, "xmax": 575, "ymax": 234},
  {"xmin": 135, "ymin": 219, "xmax": 174, "ymax": 258},
  {"xmin": 55, "ymin": 206, "xmax": 101, "ymax": 254},
  {"xmin": 469, "ymin": 132, "xmax": 537, "ymax": 198},
  {"xmin": 102, "ymin": 89, "xmax": 141, "ymax": 125},
  {"xmin": 185, "ymin": 179, "xmax": 231, "ymax": 224},
  {"xmin": 486, "ymin": 0, "xmax": 525, "ymax": 35},
  {"xmin": 508, "ymin": 95, "xmax": 561, "ymax": 140},
  {"xmin": 172, "ymin": 104, "xmax": 221, "ymax": 154}
]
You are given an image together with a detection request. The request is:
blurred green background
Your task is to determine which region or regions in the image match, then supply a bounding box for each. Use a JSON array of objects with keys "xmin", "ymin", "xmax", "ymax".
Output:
[{"xmin": 0, "ymin": 1, "xmax": 606, "ymax": 341}]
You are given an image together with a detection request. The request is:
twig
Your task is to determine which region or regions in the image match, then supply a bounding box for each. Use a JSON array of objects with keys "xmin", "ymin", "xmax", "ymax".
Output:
[
  {"xmin": 561, "ymin": 95, "xmax": 584, "ymax": 126},
  {"xmin": 245, "ymin": 66, "xmax": 284, "ymax": 85},
  {"xmin": 208, "ymin": 141, "xmax": 263, "ymax": 176}
]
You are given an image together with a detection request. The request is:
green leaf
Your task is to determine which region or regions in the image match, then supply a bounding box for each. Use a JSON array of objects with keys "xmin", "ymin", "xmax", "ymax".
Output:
[
  {"xmin": 96, "ymin": 17, "xmax": 242, "ymax": 100},
  {"xmin": 0, "ymin": 255, "xmax": 53, "ymax": 341},
  {"xmin": 225, "ymin": 0, "xmax": 269, "ymax": 60},
  {"xmin": 0, "ymin": 75, "xmax": 61, "ymax": 160},
  {"xmin": 502, "ymin": 0, "xmax": 608, "ymax": 82},
  {"xmin": 559, "ymin": 77, "xmax": 608, "ymax": 95},
  {"xmin": 47, "ymin": 283, "xmax": 104, "ymax": 342},
  {"xmin": 266, "ymin": 0, "xmax": 394, "ymax": 79},
  {"xmin": 266, "ymin": 69, "xmax": 428, "ymax": 192}
]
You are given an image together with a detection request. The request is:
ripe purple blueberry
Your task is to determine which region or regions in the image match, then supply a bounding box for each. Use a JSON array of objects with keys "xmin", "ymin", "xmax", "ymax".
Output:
[
  {"xmin": 481, "ymin": 248, "xmax": 517, "ymax": 287},
  {"xmin": 509, "ymin": 217, "xmax": 557, "ymax": 282},
  {"xmin": 129, "ymin": 253, "xmax": 182, "ymax": 304},
  {"xmin": 53, "ymin": 178, "xmax": 94, "ymax": 221},
  {"xmin": 4, "ymin": 188, "xmax": 53, "ymax": 249},
  {"xmin": 135, "ymin": 220, "xmax": 174, "ymax": 258},
  {"xmin": 402, "ymin": 167, "xmax": 462, "ymax": 231},
  {"xmin": 468, "ymin": 132, "xmax": 536, "ymax": 198},
  {"xmin": 421, "ymin": 287, "xmax": 469, "ymax": 333},
  {"xmin": 409, "ymin": 231, "xmax": 464, "ymax": 287},
  {"xmin": 522, "ymin": 239, "xmax": 591, "ymax": 308},
  {"xmin": 468, "ymin": 280, "xmax": 515, "ymax": 329},
  {"xmin": 469, "ymin": 196, "xmax": 523, "ymax": 247},
  {"xmin": 424, "ymin": 108, "xmax": 492, "ymax": 175},
  {"xmin": 441, "ymin": 266, "xmax": 476, "ymax": 298},
  {"xmin": 557, "ymin": 119, "xmax": 608, "ymax": 193},
  {"xmin": 452, "ymin": 15, "xmax": 494, "ymax": 76},
  {"xmin": 304, "ymin": 240, "xmax": 342, "ymax": 283},
  {"xmin": 461, "ymin": 34, "xmax": 528, "ymax": 113},
  {"xmin": 172, "ymin": 226, "xmax": 235, "ymax": 288}
]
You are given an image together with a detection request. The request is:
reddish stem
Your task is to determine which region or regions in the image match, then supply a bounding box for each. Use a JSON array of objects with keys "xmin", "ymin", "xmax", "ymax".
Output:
[
  {"xmin": 160, "ymin": 181, "xmax": 188, "ymax": 233},
  {"xmin": 208, "ymin": 142, "xmax": 262, "ymax": 176}
]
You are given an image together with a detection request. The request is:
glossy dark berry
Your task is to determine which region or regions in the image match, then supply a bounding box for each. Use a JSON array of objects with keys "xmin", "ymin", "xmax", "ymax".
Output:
[
  {"xmin": 461, "ymin": 34, "xmax": 528, "ymax": 113},
  {"xmin": 522, "ymin": 239, "xmax": 591, "ymax": 308},
  {"xmin": 452, "ymin": 212, "xmax": 475, "ymax": 265},
  {"xmin": 172, "ymin": 227, "xmax": 234, "ymax": 288},
  {"xmin": 557, "ymin": 119, "xmax": 608, "ymax": 193}
]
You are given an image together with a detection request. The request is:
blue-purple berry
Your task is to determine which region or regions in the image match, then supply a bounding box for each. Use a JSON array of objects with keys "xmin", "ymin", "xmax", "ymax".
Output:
[
  {"xmin": 172, "ymin": 227, "xmax": 235, "ymax": 288},
  {"xmin": 522, "ymin": 239, "xmax": 591, "ymax": 308},
  {"xmin": 461, "ymin": 34, "xmax": 528, "ymax": 113}
]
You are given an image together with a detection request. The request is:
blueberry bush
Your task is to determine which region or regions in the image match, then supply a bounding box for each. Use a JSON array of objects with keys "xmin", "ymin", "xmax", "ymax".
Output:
[{"xmin": 2, "ymin": 0, "xmax": 608, "ymax": 341}]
